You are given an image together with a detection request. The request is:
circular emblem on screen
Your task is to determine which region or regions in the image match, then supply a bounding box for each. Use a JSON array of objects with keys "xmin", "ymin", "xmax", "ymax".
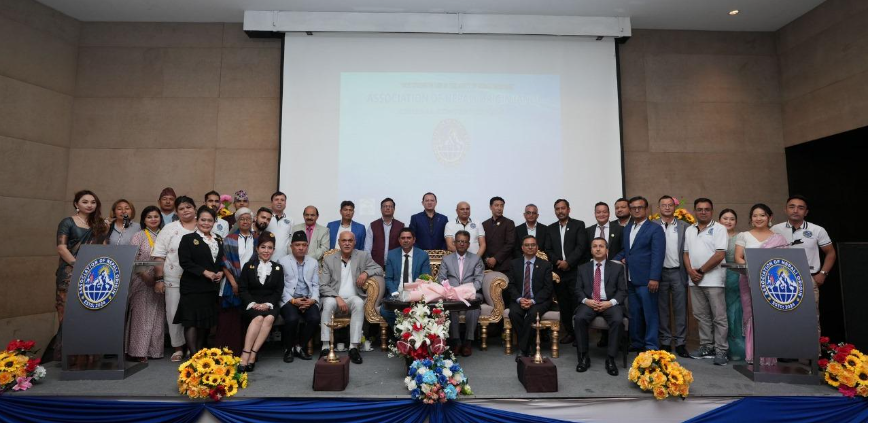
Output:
[
  {"xmin": 77, "ymin": 257, "xmax": 121, "ymax": 310},
  {"xmin": 758, "ymin": 258, "xmax": 804, "ymax": 312},
  {"xmin": 432, "ymin": 119, "xmax": 469, "ymax": 167}
]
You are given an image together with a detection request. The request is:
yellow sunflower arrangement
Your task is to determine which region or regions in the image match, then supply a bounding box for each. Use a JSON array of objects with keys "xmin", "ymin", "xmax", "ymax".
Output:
[
  {"xmin": 649, "ymin": 198, "xmax": 696, "ymax": 225},
  {"xmin": 177, "ymin": 347, "xmax": 248, "ymax": 401},
  {"xmin": 0, "ymin": 339, "xmax": 46, "ymax": 393},
  {"xmin": 819, "ymin": 337, "xmax": 868, "ymax": 398},
  {"xmin": 628, "ymin": 350, "xmax": 693, "ymax": 400}
]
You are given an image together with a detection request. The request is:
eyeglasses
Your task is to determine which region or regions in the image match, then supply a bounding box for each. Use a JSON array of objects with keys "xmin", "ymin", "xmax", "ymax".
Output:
[{"xmin": 238, "ymin": 217, "xmax": 252, "ymax": 222}]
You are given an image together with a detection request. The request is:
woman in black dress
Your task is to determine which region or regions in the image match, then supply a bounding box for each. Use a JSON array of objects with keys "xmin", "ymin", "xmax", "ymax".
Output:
[
  {"xmin": 175, "ymin": 206, "xmax": 224, "ymax": 354},
  {"xmin": 237, "ymin": 231, "xmax": 283, "ymax": 372}
]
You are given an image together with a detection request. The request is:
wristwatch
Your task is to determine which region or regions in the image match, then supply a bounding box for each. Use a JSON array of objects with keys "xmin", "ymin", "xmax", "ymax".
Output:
[
  {"xmin": 697, "ymin": 268, "xmax": 705, "ymax": 275},
  {"xmin": 819, "ymin": 270, "xmax": 829, "ymax": 276}
]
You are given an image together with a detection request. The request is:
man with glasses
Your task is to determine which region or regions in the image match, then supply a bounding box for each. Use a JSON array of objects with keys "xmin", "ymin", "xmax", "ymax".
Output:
[
  {"xmin": 508, "ymin": 235, "xmax": 554, "ymax": 361},
  {"xmin": 651, "ymin": 196, "xmax": 691, "ymax": 358},
  {"xmin": 615, "ymin": 196, "xmax": 665, "ymax": 353},
  {"xmin": 514, "ymin": 204, "xmax": 549, "ymax": 259}
]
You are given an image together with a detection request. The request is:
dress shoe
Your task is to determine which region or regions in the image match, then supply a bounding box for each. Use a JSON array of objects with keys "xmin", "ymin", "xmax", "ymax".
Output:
[
  {"xmin": 605, "ymin": 357, "xmax": 619, "ymax": 376},
  {"xmin": 283, "ymin": 349, "xmax": 295, "ymax": 363},
  {"xmin": 319, "ymin": 349, "xmax": 330, "ymax": 359},
  {"xmin": 349, "ymin": 348, "xmax": 363, "ymax": 364},
  {"xmin": 461, "ymin": 342, "xmax": 473, "ymax": 357},
  {"xmin": 295, "ymin": 348, "xmax": 312, "ymax": 360},
  {"xmin": 559, "ymin": 334, "xmax": 576, "ymax": 345},
  {"xmin": 675, "ymin": 345, "xmax": 690, "ymax": 358},
  {"xmin": 575, "ymin": 354, "xmax": 590, "ymax": 372},
  {"xmin": 515, "ymin": 353, "xmax": 524, "ymax": 363}
]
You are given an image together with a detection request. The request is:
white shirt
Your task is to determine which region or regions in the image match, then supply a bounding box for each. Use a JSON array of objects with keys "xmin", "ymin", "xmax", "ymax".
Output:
[
  {"xmin": 246, "ymin": 260, "xmax": 275, "ymax": 310},
  {"xmin": 772, "ymin": 221, "xmax": 832, "ymax": 272},
  {"xmin": 684, "ymin": 221, "xmax": 727, "ymax": 287},
  {"xmin": 338, "ymin": 258, "xmax": 356, "ymax": 299},
  {"xmin": 196, "ymin": 229, "xmax": 219, "ymax": 261},
  {"xmin": 213, "ymin": 217, "xmax": 229, "ymax": 239},
  {"xmin": 581, "ymin": 260, "xmax": 618, "ymax": 306},
  {"xmin": 237, "ymin": 232, "xmax": 255, "ymax": 265},
  {"xmin": 397, "ymin": 248, "xmax": 414, "ymax": 293},
  {"xmin": 267, "ymin": 214, "xmax": 294, "ymax": 262},
  {"xmin": 559, "ymin": 222, "xmax": 568, "ymax": 260},
  {"xmin": 364, "ymin": 219, "xmax": 395, "ymax": 261},
  {"xmin": 629, "ymin": 218, "xmax": 646, "ymax": 249},
  {"xmin": 445, "ymin": 218, "xmax": 486, "ymax": 254},
  {"xmin": 334, "ymin": 224, "xmax": 353, "ymax": 248},
  {"xmin": 659, "ymin": 219, "xmax": 681, "ymax": 268},
  {"xmin": 525, "ymin": 224, "xmax": 538, "ymax": 238},
  {"xmin": 151, "ymin": 221, "xmax": 195, "ymax": 286}
]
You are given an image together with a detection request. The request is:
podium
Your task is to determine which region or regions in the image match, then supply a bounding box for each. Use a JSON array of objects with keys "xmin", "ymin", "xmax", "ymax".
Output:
[
  {"xmin": 61, "ymin": 245, "xmax": 146, "ymax": 380},
  {"xmin": 725, "ymin": 248, "xmax": 820, "ymax": 384}
]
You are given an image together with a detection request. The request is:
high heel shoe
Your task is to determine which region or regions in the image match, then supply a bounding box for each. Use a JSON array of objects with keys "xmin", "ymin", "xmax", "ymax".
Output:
[
  {"xmin": 245, "ymin": 350, "xmax": 257, "ymax": 372},
  {"xmin": 238, "ymin": 350, "xmax": 251, "ymax": 373}
]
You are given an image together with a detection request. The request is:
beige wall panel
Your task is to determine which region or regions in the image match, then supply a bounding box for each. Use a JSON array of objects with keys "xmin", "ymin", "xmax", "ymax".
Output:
[
  {"xmin": 75, "ymin": 47, "xmax": 163, "ymax": 97},
  {"xmin": 66, "ymin": 148, "xmax": 216, "ymax": 203},
  {"xmin": 776, "ymin": 0, "xmax": 866, "ymax": 53},
  {"xmin": 0, "ymin": 312, "xmax": 57, "ymax": 354},
  {"xmin": 0, "ymin": 197, "xmax": 67, "ymax": 257},
  {"xmin": 79, "ymin": 22, "xmax": 223, "ymax": 48},
  {"xmin": 778, "ymin": 14, "xmax": 868, "ymax": 101},
  {"xmin": 0, "ymin": 14, "xmax": 77, "ymax": 95},
  {"xmin": 0, "ymin": 135, "xmax": 68, "ymax": 200},
  {"xmin": 0, "ymin": 256, "xmax": 58, "ymax": 318},
  {"xmin": 0, "ymin": 75, "xmax": 73, "ymax": 147},
  {"xmin": 161, "ymin": 48, "xmax": 222, "ymax": 98},
  {"xmin": 219, "ymin": 48, "xmax": 281, "ymax": 98},
  {"xmin": 214, "ymin": 149, "xmax": 278, "ymax": 204},
  {"xmin": 618, "ymin": 46, "xmax": 646, "ymax": 102},
  {"xmin": 0, "ymin": 0, "xmax": 80, "ymax": 44},
  {"xmin": 782, "ymin": 71, "xmax": 868, "ymax": 146},
  {"xmin": 648, "ymin": 102, "xmax": 783, "ymax": 153},
  {"xmin": 70, "ymin": 97, "xmax": 218, "ymax": 149},
  {"xmin": 641, "ymin": 30, "xmax": 776, "ymax": 56},
  {"xmin": 217, "ymin": 98, "xmax": 279, "ymax": 149},
  {"xmin": 620, "ymin": 100, "xmax": 649, "ymax": 152},
  {"xmin": 645, "ymin": 54, "xmax": 780, "ymax": 104},
  {"xmin": 222, "ymin": 23, "xmax": 281, "ymax": 48}
]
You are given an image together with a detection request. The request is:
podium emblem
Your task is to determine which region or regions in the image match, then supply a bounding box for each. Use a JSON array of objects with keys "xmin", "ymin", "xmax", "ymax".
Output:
[
  {"xmin": 77, "ymin": 257, "xmax": 122, "ymax": 310},
  {"xmin": 758, "ymin": 258, "xmax": 804, "ymax": 312}
]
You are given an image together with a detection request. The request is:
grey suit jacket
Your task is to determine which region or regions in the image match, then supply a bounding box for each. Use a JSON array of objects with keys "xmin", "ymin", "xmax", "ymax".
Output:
[
  {"xmin": 435, "ymin": 252, "xmax": 484, "ymax": 291},
  {"xmin": 277, "ymin": 255, "xmax": 320, "ymax": 306},
  {"xmin": 291, "ymin": 223, "xmax": 330, "ymax": 261},
  {"xmin": 650, "ymin": 217, "xmax": 689, "ymax": 284},
  {"xmin": 320, "ymin": 249, "xmax": 383, "ymax": 298}
]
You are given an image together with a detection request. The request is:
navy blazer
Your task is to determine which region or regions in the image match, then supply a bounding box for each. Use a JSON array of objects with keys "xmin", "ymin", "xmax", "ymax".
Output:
[
  {"xmin": 408, "ymin": 211, "xmax": 448, "ymax": 250},
  {"xmin": 327, "ymin": 220, "xmax": 366, "ymax": 250},
  {"xmin": 384, "ymin": 246, "xmax": 432, "ymax": 295},
  {"xmin": 615, "ymin": 219, "xmax": 665, "ymax": 286}
]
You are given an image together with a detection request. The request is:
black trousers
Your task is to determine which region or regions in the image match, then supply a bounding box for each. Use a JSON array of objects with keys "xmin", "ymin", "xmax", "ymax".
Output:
[
  {"xmin": 508, "ymin": 301, "xmax": 551, "ymax": 354},
  {"xmin": 574, "ymin": 303, "xmax": 624, "ymax": 359},
  {"xmin": 553, "ymin": 270, "xmax": 577, "ymax": 335},
  {"xmin": 280, "ymin": 302, "xmax": 321, "ymax": 351}
]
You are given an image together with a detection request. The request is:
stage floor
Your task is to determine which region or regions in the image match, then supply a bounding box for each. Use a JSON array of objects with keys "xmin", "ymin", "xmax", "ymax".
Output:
[{"xmin": 23, "ymin": 340, "xmax": 835, "ymax": 399}]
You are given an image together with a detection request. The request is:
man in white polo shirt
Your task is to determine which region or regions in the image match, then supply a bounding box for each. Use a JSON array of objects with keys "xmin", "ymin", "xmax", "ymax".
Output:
[
  {"xmin": 266, "ymin": 191, "xmax": 294, "ymax": 261},
  {"xmin": 683, "ymin": 198, "xmax": 728, "ymax": 366},
  {"xmin": 772, "ymin": 195, "xmax": 836, "ymax": 332},
  {"xmin": 445, "ymin": 201, "xmax": 487, "ymax": 256}
]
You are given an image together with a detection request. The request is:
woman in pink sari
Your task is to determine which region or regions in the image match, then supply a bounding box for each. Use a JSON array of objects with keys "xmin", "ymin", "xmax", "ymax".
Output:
[{"xmin": 734, "ymin": 203, "xmax": 789, "ymax": 365}]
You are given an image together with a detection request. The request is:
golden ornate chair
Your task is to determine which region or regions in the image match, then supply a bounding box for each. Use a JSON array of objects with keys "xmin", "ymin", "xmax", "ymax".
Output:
[
  {"xmin": 425, "ymin": 249, "xmax": 507, "ymax": 351},
  {"xmin": 502, "ymin": 250, "xmax": 562, "ymax": 358}
]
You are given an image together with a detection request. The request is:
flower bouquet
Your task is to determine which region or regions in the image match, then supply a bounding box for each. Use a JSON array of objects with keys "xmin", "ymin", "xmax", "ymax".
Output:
[
  {"xmin": 628, "ymin": 350, "xmax": 693, "ymax": 400},
  {"xmin": 0, "ymin": 340, "xmax": 46, "ymax": 394},
  {"xmin": 217, "ymin": 194, "xmax": 233, "ymax": 219},
  {"xmin": 177, "ymin": 348, "xmax": 248, "ymax": 401},
  {"xmin": 819, "ymin": 336, "xmax": 868, "ymax": 398},
  {"xmin": 405, "ymin": 356, "xmax": 472, "ymax": 404},
  {"xmin": 389, "ymin": 300, "xmax": 451, "ymax": 361},
  {"xmin": 650, "ymin": 197, "xmax": 696, "ymax": 225}
]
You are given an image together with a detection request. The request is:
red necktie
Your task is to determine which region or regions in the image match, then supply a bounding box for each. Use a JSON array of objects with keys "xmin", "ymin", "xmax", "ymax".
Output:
[
  {"xmin": 593, "ymin": 263, "xmax": 602, "ymax": 302},
  {"xmin": 523, "ymin": 261, "xmax": 532, "ymax": 299}
]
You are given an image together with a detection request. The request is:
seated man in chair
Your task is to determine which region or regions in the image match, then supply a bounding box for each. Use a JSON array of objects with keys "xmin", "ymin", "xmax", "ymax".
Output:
[
  {"xmin": 436, "ymin": 230, "xmax": 484, "ymax": 357},
  {"xmin": 508, "ymin": 235, "xmax": 554, "ymax": 361},
  {"xmin": 320, "ymin": 232, "xmax": 383, "ymax": 364},
  {"xmin": 381, "ymin": 228, "xmax": 432, "ymax": 326},
  {"xmin": 574, "ymin": 237, "xmax": 627, "ymax": 376}
]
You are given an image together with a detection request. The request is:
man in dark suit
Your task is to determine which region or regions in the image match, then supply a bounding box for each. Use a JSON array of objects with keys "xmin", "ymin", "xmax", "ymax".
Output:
[
  {"xmin": 585, "ymin": 202, "xmax": 623, "ymax": 261},
  {"xmin": 544, "ymin": 199, "xmax": 588, "ymax": 345},
  {"xmin": 615, "ymin": 196, "xmax": 665, "ymax": 352},
  {"xmin": 508, "ymin": 235, "xmax": 554, "ymax": 360},
  {"xmin": 482, "ymin": 196, "xmax": 515, "ymax": 273},
  {"xmin": 574, "ymin": 238, "xmax": 627, "ymax": 375},
  {"xmin": 381, "ymin": 228, "xmax": 432, "ymax": 326},
  {"xmin": 514, "ymin": 203, "xmax": 548, "ymax": 259}
]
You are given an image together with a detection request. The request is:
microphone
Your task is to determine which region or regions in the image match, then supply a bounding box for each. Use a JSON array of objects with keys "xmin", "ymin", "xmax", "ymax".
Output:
[{"xmin": 123, "ymin": 214, "xmax": 130, "ymax": 229}]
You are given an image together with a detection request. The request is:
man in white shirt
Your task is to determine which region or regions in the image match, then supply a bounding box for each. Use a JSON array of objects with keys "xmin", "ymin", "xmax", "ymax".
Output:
[
  {"xmin": 650, "ymin": 195, "xmax": 691, "ymax": 358},
  {"xmin": 266, "ymin": 191, "xmax": 293, "ymax": 262},
  {"xmin": 445, "ymin": 201, "xmax": 486, "ymax": 256},
  {"xmin": 683, "ymin": 198, "xmax": 728, "ymax": 366},
  {"xmin": 771, "ymin": 195, "xmax": 836, "ymax": 334},
  {"xmin": 204, "ymin": 191, "xmax": 230, "ymax": 238}
]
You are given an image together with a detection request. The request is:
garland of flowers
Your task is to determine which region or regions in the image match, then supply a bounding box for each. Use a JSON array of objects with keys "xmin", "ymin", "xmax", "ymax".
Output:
[
  {"xmin": 177, "ymin": 348, "xmax": 248, "ymax": 401},
  {"xmin": 650, "ymin": 197, "xmax": 696, "ymax": 225},
  {"xmin": 0, "ymin": 340, "xmax": 46, "ymax": 394},
  {"xmin": 819, "ymin": 336, "xmax": 868, "ymax": 398},
  {"xmin": 405, "ymin": 356, "xmax": 472, "ymax": 403},
  {"xmin": 628, "ymin": 350, "xmax": 693, "ymax": 400},
  {"xmin": 389, "ymin": 299, "xmax": 450, "ymax": 361}
]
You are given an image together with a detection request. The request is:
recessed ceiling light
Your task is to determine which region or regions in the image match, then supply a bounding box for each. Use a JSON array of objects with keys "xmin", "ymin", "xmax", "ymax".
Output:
[{"xmin": 728, "ymin": 10, "xmax": 740, "ymax": 15}]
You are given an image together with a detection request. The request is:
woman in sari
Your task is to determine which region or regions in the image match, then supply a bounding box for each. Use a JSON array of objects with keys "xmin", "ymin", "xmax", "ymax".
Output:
[
  {"xmin": 50, "ymin": 190, "xmax": 109, "ymax": 361},
  {"xmin": 125, "ymin": 206, "xmax": 165, "ymax": 362},
  {"xmin": 735, "ymin": 203, "xmax": 789, "ymax": 365},
  {"xmin": 719, "ymin": 209, "xmax": 744, "ymax": 361}
]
